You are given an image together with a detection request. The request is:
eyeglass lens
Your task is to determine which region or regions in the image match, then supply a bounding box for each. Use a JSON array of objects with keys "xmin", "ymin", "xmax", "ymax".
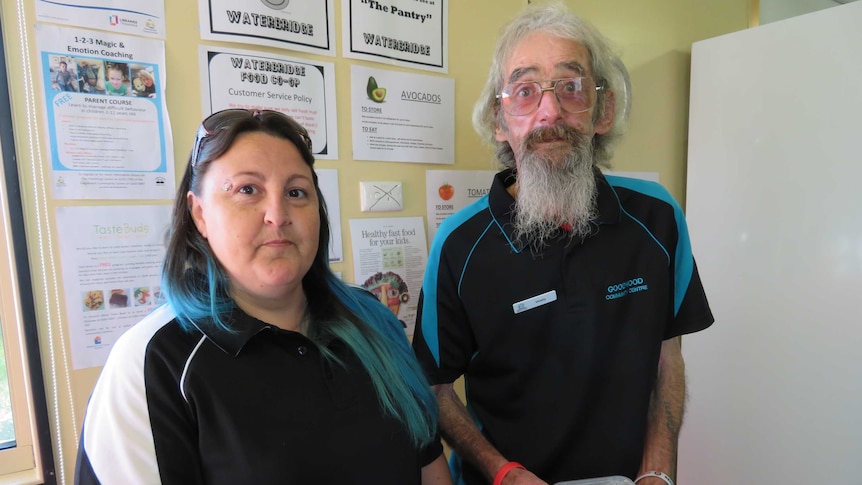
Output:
[{"xmin": 500, "ymin": 78, "xmax": 595, "ymax": 116}]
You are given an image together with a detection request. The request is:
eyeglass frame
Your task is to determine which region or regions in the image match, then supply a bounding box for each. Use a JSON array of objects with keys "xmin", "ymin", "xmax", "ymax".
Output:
[
  {"xmin": 496, "ymin": 77, "xmax": 604, "ymax": 116},
  {"xmin": 189, "ymin": 109, "xmax": 313, "ymax": 168}
]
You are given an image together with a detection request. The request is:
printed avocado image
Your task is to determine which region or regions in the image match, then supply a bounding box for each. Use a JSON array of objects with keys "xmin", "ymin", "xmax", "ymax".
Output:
[
  {"xmin": 370, "ymin": 88, "xmax": 387, "ymax": 102},
  {"xmin": 366, "ymin": 75, "xmax": 387, "ymax": 103}
]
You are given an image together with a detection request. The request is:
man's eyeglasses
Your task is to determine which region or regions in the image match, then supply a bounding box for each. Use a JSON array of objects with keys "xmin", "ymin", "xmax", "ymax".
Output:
[
  {"xmin": 496, "ymin": 77, "xmax": 603, "ymax": 116},
  {"xmin": 190, "ymin": 109, "xmax": 312, "ymax": 168}
]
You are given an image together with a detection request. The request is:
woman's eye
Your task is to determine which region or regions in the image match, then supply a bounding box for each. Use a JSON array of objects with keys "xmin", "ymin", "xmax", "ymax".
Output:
[
  {"xmin": 237, "ymin": 185, "xmax": 258, "ymax": 195},
  {"xmin": 287, "ymin": 188, "xmax": 308, "ymax": 198}
]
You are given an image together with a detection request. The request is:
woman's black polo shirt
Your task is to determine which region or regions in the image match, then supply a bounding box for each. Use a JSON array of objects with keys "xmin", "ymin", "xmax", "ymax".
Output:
[
  {"xmin": 413, "ymin": 168, "xmax": 714, "ymax": 483},
  {"xmin": 76, "ymin": 303, "xmax": 441, "ymax": 484}
]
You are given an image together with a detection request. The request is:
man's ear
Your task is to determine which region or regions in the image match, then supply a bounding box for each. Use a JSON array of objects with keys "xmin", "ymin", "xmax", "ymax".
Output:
[
  {"xmin": 187, "ymin": 191, "xmax": 207, "ymax": 239},
  {"xmin": 494, "ymin": 124, "xmax": 508, "ymax": 142},
  {"xmin": 595, "ymin": 89, "xmax": 616, "ymax": 135},
  {"xmin": 493, "ymin": 104, "xmax": 508, "ymax": 142}
]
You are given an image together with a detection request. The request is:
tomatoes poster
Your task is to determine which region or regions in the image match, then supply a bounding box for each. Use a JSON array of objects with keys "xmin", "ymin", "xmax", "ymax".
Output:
[{"xmin": 425, "ymin": 169, "xmax": 496, "ymax": 243}]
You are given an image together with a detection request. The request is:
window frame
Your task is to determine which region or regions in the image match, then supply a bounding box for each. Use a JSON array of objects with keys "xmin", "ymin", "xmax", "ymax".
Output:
[{"xmin": 0, "ymin": 14, "xmax": 57, "ymax": 485}]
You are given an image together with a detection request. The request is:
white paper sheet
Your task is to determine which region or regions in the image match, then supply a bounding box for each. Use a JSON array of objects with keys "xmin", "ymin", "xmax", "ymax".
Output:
[
  {"xmin": 349, "ymin": 217, "xmax": 428, "ymax": 335},
  {"xmin": 199, "ymin": 45, "xmax": 339, "ymax": 160},
  {"xmin": 37, "ymin": 24, "xmax": 174, "ymax": 200},
  {"xmin": 341, "ymin": 0, "xmax": 448, "ymax": 73},
  {"xmin": 351, "ymin": 65, "xmax": 454, "ymax": 164},
  {"xmin": 58, "ymin": 205, "xmax": 171, "ymax": 369},
  {"xmin": 199, "ymin": 0, "xmax": 335, "ymax": 56}
]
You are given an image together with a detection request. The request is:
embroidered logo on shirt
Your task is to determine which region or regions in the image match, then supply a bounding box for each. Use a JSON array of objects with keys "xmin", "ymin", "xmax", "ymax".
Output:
[
  {"xmin": 605, "ymin": 277, "xmax": 649, "ymax": 301},
  {"xmin": 513, "ymin": 290, "xmax": 557, "ymax": 314}
]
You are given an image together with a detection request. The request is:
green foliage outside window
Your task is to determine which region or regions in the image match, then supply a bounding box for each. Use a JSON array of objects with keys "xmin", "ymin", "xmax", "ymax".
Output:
[{"xmin": 0, "ymin": 336, "xmax": 15, "ymax": 444}]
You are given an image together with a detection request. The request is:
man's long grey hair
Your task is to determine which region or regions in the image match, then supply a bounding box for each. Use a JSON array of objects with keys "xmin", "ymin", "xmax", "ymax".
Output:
[{"xmin": 472, "ymin": 1, "xmax": 628, "ymax": 171}]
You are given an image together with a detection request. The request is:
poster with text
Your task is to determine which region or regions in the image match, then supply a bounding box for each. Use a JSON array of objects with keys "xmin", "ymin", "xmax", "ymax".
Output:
[
  {"xmin": 425, "ymin": 169, "xmax": 497, "ymax": 243},
  {"xmin": 349, "ymin": 217, "xmax": 427, "ymax": 335},
  {"xmin": 316, "ymin": 169, "xmax": 343, "ymax": 262},
  {"xmin": 200, "ymin": 45, "xmax": 338, "ymax": 160},
  {"xmin": 351, "ymin": 65, "xmax": 453, "ymax": 164},
  {"xmin": 57, "ymin": 205, "xmax": 171, "ymax": 369},
  {"xmin": 342, "ymin": 0, "xmax": 447, "ymax": 73},
  {"xmin": 37, "ymin": 24, "xmax": 174, "ymax": 200},
  {"xmin": 36, "ymin": 0, "xmax": 165, "ymax": 38},
  {"xmin": 199, "ymin": 0, "xmax": 335, "ymax": 56}
]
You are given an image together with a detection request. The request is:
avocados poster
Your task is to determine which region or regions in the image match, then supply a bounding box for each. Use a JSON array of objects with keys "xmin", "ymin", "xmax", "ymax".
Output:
[{"xmin": 350, "ymin": 64, "xmax": 454, "ymax": 164}]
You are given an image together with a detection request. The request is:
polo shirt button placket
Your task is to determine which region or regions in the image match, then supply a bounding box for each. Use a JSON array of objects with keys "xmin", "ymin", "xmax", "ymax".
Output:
[{"xmin": 297, "ymin": 345, "xmax": 307, "ymax": 356}]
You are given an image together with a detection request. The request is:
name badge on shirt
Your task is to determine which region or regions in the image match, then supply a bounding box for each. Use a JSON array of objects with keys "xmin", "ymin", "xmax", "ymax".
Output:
[{"xmin": 512, "ymin": 290, "xmax": 557, "ymax": 314}]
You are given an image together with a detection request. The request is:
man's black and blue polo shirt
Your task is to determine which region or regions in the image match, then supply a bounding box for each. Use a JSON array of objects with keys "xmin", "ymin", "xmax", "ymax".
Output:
[{"xmin": 413, "ymin": 168, "xmax": 713, "ymax": 484}]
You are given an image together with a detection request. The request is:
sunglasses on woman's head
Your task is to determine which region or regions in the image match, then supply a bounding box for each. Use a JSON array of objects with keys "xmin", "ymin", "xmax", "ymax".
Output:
[{"xmin": 189, "ymin": 109, "xmax": 312, "ymax": 168}]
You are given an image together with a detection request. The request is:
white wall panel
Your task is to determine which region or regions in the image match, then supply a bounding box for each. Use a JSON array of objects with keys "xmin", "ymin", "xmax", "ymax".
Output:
[{"xmin": 679, "ymin": 2, "xmax": 862, "ymax": 482}]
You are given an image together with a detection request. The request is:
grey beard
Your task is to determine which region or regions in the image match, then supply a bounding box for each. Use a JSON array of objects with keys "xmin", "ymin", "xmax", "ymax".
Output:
[{"xmin": 511, "ymin": 125, "xmax": 598, "ymax": 251}]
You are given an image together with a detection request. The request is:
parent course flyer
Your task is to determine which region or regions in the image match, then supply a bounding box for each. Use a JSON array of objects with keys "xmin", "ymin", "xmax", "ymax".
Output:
[{"xmin": 38, "ymin": 24, "xmax": 174, "ymax": 200}]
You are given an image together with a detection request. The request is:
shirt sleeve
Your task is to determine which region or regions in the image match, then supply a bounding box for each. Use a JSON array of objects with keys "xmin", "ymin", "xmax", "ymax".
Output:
[
  {"xmin": 670, "ymin": 257, "xmax": 714, "ymax": 339},
  {"xmin": 74, "ymin": 321, "xmax": 204, "ymax": 485},
  {"xmin": 418, "ymin": 434, "xmax": 445, "ymax": 467},
  {"xmin": 668, "ymin": 198, "xmax": 714, "ymax": 338},
  {"xmin": 413, "ymin": 234, "xmax": 476, "ymax": 385}
]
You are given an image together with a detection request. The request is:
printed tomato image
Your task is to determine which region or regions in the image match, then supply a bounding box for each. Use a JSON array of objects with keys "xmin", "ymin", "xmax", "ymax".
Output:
[{"xmin": 438, "ymin": 183, "xmax": 454, "ymax": 201}]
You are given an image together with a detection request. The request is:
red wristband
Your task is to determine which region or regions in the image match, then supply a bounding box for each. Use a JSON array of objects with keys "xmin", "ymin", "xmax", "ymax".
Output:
[{"xmin": 493, "ymin": 461, "xmax": 525, "ymax": 485}]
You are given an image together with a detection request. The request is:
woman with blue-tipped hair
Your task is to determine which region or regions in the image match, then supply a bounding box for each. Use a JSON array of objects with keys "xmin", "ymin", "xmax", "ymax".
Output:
[{"xmin": 75, "ymin": 109, "xmax": 450, "ymax": 485}]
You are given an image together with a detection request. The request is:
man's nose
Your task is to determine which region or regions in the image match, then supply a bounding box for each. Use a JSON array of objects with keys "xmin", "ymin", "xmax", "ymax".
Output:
[{"xmin": 535, "ymin": 86, "xmax": 564, "ymax": 121}]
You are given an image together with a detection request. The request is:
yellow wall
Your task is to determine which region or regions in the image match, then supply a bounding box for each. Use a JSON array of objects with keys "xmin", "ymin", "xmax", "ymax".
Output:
[
  {"xmin": 554, "ymin": 0, "xmax": 753, "ymax": 206},
  {"xmin": 0, "ymin": 0, "xmax": 749, "ymax": 481}
]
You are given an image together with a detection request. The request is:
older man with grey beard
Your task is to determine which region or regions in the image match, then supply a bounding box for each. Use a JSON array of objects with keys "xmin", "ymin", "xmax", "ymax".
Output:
[{"xmin": 412, "ymin": 3, "xmax": 714, "ymax": 485}]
